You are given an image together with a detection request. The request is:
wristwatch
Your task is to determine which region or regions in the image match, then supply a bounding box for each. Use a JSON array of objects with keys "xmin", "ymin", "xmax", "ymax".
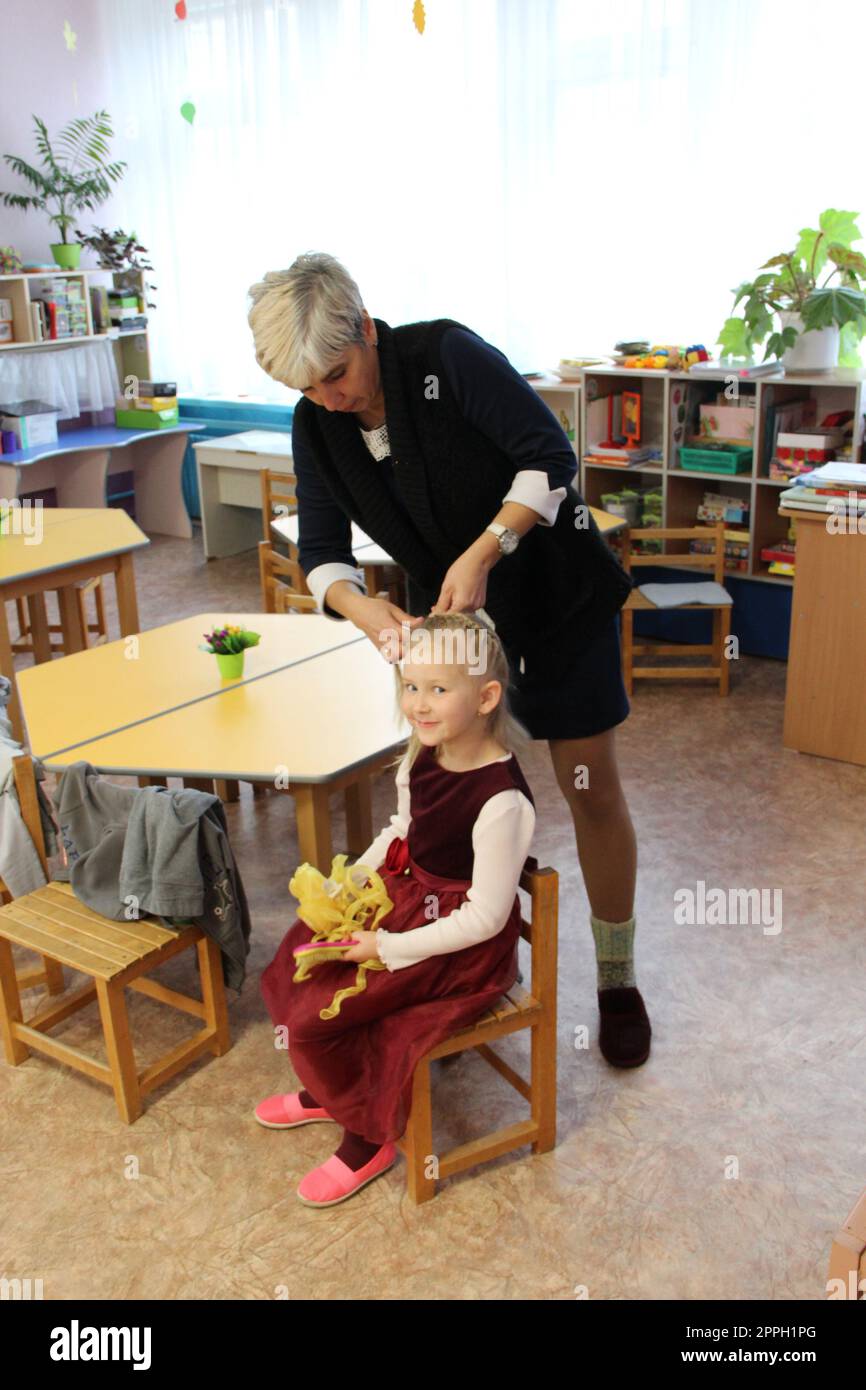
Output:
[{"xmin": 485, "ymin": 522, "xmax": 521, "ymax": 556}]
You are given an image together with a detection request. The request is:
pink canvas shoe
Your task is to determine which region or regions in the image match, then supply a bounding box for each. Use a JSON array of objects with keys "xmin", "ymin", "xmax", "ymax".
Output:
[
  {"xmin": 254, "ymin": 1091, "xmax": 335, "ymax": 1129},
  {"xmin": 297, "ymin": 1142, "xmax": 397, "ymax": 1207}
]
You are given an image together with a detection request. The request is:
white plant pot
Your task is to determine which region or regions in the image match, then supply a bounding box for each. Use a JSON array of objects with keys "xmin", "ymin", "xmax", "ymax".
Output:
[{"xmin": 779, "ymin": 311, "xmax": 839, "ymax": 371}]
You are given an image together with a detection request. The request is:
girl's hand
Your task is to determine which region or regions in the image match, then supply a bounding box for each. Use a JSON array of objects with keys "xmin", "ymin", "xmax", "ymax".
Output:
[
  {"xmin": 432, "ymin": 542, "xmax": 496, "ymax": 614},
  {"xmin": 342, "ymin": 930, "xmax": 381, "ymax": 964}
]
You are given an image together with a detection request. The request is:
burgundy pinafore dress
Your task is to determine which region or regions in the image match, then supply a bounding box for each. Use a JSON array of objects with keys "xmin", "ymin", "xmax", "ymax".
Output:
[{"xmin": 260, "ymin": 746, "xmax": 535, "ymax": 1144}]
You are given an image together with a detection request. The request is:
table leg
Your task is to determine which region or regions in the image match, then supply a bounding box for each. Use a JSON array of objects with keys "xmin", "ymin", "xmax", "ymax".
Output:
[
  {"xmin": 114, "ymin": 552, "xmax": 140, "ymax": 635},
  {"xmin": 293, "ymin": 784, "xmax": 333, "ymax": 873},
  {"xmin": 130, "ymin": 434, "xmax": 193, "ymax": 539},
  {"xmin": 344, "ymin": 774, "xmax": 372, "ymax": 855},
  {"xmin": 57, "ymin": 587, "xmax": 86, "ymax": 653},
  {"xmin": 53, "ymin": 448, "xmax": 110, "ymax": 509},
  {"xmin": 214, "ymin": 779, "xmax": 240, "ymax": 802},
  {"xmin": 0, "ymin": 600, "xmax": 25, "ymax": 743},
  {"xmin": 26, "ymin": 594, "xmax": 53, "ymax": 664}
]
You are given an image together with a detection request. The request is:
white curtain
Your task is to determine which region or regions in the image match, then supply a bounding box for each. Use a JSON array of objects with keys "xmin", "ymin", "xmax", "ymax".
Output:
[
  {"xmin": 99, "ymin": 0, "xmax": 866, "ymax": 403},
  {"xmin": 0, "ymin": 339, "xmax": 120, "ymax": 418}
]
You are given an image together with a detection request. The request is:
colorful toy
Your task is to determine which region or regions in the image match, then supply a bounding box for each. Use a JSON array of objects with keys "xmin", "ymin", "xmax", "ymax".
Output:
[
  {"xmin": 289, "ymin": 854, "xmax": 394, "ymax": 1019},
  {"xmin": 0, "ymin": 246, "xmax": 22, "ymax": 273},
  {"xmin": 683, "ymin": 343, "xmax": 710, "ymax": 368},
  {"xmin": 620, "ymin": 342, "xmax": 709, "ymax": 370},
  {"xmin": 622, "ymin": 391, "xmax": 641, "ymax": 447}
]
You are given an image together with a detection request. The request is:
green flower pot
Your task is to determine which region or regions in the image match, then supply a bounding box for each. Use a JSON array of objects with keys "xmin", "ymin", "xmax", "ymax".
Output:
[
  {"xmin": 215, "ymin": 650, "xmax": 245, "ymax": 679},
  {"xmin": 50, "ymin": 242, "xmax": 81, "ymax": 269}
]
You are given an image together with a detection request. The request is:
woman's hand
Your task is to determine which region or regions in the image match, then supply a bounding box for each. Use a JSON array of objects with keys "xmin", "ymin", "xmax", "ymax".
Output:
[
  {"xmin": 342, "ymin": 930, "xmax": 381, "ymax": 964},
  {"xmin": 342, "ymin": 594, "xmax": 425, "ymax": 662},
  {"xmin": 432, "ymin": 540, "xmax": 497, "ymax": 615}
]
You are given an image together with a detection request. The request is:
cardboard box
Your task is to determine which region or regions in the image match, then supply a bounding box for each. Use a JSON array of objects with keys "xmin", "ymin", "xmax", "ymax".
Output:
[
  {"xmin": 699, "ymin": 402, "xmax": 755, "ymax": 443},
  {"xmin": 777, "ymin": 430, "xmax": 843, "ymax": 463},
  {"xmin": 115, "ymin": 405, "xmax": 179, "ymax": 430},
  {"xmin": 0, "ymin": 400, "xmax": 59, "ymax": 448}
]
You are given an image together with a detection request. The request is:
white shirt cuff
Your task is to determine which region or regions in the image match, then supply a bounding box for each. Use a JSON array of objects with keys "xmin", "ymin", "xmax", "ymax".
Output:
[
  {"xmin": 503, "ymin": 469, "xmax": 567, "ymax": 526},
  {"xmin": 305, "ymin": 562, "xmax": 368, "ymax": 618}
]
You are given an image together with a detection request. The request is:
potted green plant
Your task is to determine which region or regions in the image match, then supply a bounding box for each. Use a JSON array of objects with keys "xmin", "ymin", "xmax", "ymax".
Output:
[
  {"xmin": 718, "ymin": 209, "xmax": 866, "ymax": 371},
  {"xmin": 0, "ymin": 111, "xmax": 127, "ymax": 269},
  {"xmin": 200, "ymin": 624, "xmax": 261, "ymax": 679},
  {"xmin": 74, "ymin": 226, "xmax": 157, "ymax": 307}
]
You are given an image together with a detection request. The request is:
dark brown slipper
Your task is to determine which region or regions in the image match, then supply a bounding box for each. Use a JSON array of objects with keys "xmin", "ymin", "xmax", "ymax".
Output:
[{"xmin": 598, "ymin": 987, "xmax": 652, "ymax": 1067}]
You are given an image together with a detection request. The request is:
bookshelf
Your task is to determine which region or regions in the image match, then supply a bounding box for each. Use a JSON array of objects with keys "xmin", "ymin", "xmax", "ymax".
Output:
[
  {"xmin": 0, "ymin": 266, "xmax": 152, "ymax": 389},
  {"xmin": 577, "ymin": 365, "xmax": 866, "ymax": 587},
  {"xmin": 530, "ymin": 372, "xmax": 581, "ymax": 458}
]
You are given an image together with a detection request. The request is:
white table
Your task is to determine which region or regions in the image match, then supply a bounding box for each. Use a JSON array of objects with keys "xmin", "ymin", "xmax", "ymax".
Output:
[
  {"xmin": 271, "ymin": 514, "xmax": 405, "ymax": 603},
  {"xmin": 195, "ymin": 430, "xmax": 293, "ymax": 558}
]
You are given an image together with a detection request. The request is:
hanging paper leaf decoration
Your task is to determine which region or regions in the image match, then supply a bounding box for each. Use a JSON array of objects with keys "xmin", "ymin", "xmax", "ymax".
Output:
[
  {"xmin": 63, "ymin": 19, "xmax": 77, "ymax": 51},
  {"xmin": 412, "ymin": 1, "xmax": 426, "ymax": 34},
  {"xmin": 175, "ymin": 0, "xmax": 187, "ymax": 18},
  {"xmin": 180, "ymin": 101, "xmax": 196, "ymax": 125}
]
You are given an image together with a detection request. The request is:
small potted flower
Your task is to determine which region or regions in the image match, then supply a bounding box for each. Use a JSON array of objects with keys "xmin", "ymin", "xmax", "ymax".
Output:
[{"xmin": 199, "ymin": 623, "xmax": 260, "ymax": 679}]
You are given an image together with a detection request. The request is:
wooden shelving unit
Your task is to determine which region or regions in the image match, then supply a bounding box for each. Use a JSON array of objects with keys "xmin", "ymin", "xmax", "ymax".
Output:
[
  {"xmin": 0, "ymin": 266, "xmax": 153, "ymax": 387},
  {"xmin": 576, "ymin": 365, "xmax": 866, "ymax": 587}
]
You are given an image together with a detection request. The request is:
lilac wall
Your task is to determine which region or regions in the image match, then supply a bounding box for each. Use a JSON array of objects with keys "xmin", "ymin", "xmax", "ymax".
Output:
[{"xmin": 2, "ymin": 1, "xmax": 125, "ymax": 262}]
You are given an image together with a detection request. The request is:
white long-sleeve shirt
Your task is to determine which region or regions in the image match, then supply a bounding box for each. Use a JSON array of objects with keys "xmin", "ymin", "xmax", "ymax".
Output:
[{"xmin": 354, "ymin": 751, "xmax": 536, "ymax": 972}]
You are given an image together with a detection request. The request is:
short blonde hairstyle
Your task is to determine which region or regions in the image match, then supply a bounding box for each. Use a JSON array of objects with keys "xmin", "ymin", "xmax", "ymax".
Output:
[
  {"xmin": 247, "ymin": 251, "xmax": 367, "ymax": 389},
  {"xmin": 391, "ymin": 611, "xmax": 532, "ymax": 772}
]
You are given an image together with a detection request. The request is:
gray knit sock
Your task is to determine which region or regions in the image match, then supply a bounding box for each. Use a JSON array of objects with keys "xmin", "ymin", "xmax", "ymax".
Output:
[{"xmin": 591, "ymin": 913, "xmax": 636, "ymax": 990}]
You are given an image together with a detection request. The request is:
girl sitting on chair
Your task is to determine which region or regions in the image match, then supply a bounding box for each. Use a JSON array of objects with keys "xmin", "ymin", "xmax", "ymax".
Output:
[{"xmin": 257, "ymin": 611, "xmax": 537, "ymax": 1207}]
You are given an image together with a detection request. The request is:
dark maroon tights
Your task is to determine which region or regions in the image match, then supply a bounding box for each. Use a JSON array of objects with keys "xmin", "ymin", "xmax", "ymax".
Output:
[{"xmin": 299, "ymin": 1089, "xmax": 381, "ymax": 1171}]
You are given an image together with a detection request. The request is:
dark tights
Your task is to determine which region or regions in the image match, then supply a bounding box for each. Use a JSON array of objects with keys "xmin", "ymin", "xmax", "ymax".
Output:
[{"xmin": 299, "ymin": 1089, "xmax": 382, "ymax": 1171}]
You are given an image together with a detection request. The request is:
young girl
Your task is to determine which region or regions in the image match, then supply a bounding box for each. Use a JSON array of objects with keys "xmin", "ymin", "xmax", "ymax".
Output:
[{"xmin": 257, "ymin": 611, "xmax": 537, "ymax": 1207}]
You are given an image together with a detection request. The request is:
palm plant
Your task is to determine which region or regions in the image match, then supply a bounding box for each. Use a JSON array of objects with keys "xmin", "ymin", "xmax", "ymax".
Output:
[{"xmin": 0, "ymin": 111, "xmax": 127, "ymax": 247}]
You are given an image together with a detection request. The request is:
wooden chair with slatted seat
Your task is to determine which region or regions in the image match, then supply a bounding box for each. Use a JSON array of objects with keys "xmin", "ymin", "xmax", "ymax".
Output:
[
  {"xmin": 828, "ymin": 1184, "xmax": 866, "ymax": 1299},
  {"xmin": 0, "ymin": 754, "xmax": 232, "ymax": 1123},
  {"xmin": 258, "ymin": 540, "xmax": 317, "ymax": 614},
  {"xmin": 0, "ymin": 755, "xmax": 65, "ymax": 1000},
  {"xmin": 261, "ymin": 468, "xmax": 298, "ymax": 543},
  {"xmin": 11, "ymin": 579, "xmax": 109, "ymax": 660},
  {"xmin": 397, "ymin": 857, "xmax": 558, "ymax": 1203},
  {"xmin": 620, "ymin": 519, "xmax": 733, "ymax": 696}
]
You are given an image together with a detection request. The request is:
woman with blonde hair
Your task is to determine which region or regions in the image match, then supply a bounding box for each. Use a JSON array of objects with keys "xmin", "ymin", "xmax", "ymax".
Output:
[{"xmin": 249, "ymin": 252, "xmax": 650, "ymax": 1075}]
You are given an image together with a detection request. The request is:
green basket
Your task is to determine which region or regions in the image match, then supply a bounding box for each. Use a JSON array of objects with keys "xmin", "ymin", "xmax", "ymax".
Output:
[{"xmin": 678, "ymin": 444, "xmax": 752, "ymax": 474}]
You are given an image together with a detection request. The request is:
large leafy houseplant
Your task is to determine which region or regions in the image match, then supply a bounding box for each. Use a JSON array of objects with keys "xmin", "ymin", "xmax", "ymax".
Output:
[
  {"xmin": 0, "ymin": 111, "xmax": 127, "ymax": 267},
  {"xmin": 718, "ymin": 209, "xmax": 866, "ymax": 367}
]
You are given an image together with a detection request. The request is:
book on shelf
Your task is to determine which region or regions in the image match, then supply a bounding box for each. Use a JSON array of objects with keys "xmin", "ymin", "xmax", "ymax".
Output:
[
  {"xmin": 796, "ymin": 462, "xmax": 866, "ymax": 488},
  {"xmin": 583, "ymin": 453, "xmax": 648, "ymax": 468},
  {"xmin": 696, "ymin": 491, "xmax": 750, "ymax": 525},
  {"xmin": 689, "ymin": 358, "xmax": 781, "ymax": 379},
  {"xmin": 760, "ymin": 543, "xmax": 796, "ymax": 564},
  {"xmin": 780, "ymin": 486, "xmax": 866, "ymax": 512}
]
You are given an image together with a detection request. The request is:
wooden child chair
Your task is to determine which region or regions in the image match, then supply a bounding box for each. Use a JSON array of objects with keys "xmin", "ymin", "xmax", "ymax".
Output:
[
  {"xmin": 827, "ymin": 1183, "xmax": 866, "ymax": 1299},
  {"xmin": 260, "ymin": 467, "xmax": 298, "ymax": 542},
  {"xmin": 12, "ymin": 580, "xmax": 108, "ymax": 659},
  {"xmin": 620, "ymin": 520, "xmax": 732, "ymax": 696},
  {"xmin": 258, "ymin": 540, "xmax": 317, "ymax": 614},
  {"xmin": 397, "ymin": 858, "xmax": 558, "ymax": 1203},
  {"xmin": 0, "ymin": 755, "xmax": 232, "ymax": 1123}
]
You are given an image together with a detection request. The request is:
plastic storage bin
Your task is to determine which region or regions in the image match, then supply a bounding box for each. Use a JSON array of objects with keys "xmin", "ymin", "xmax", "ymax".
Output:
[{"xmin": 678, "ymin": 444, "xmax": 752, "ymax": 474}]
